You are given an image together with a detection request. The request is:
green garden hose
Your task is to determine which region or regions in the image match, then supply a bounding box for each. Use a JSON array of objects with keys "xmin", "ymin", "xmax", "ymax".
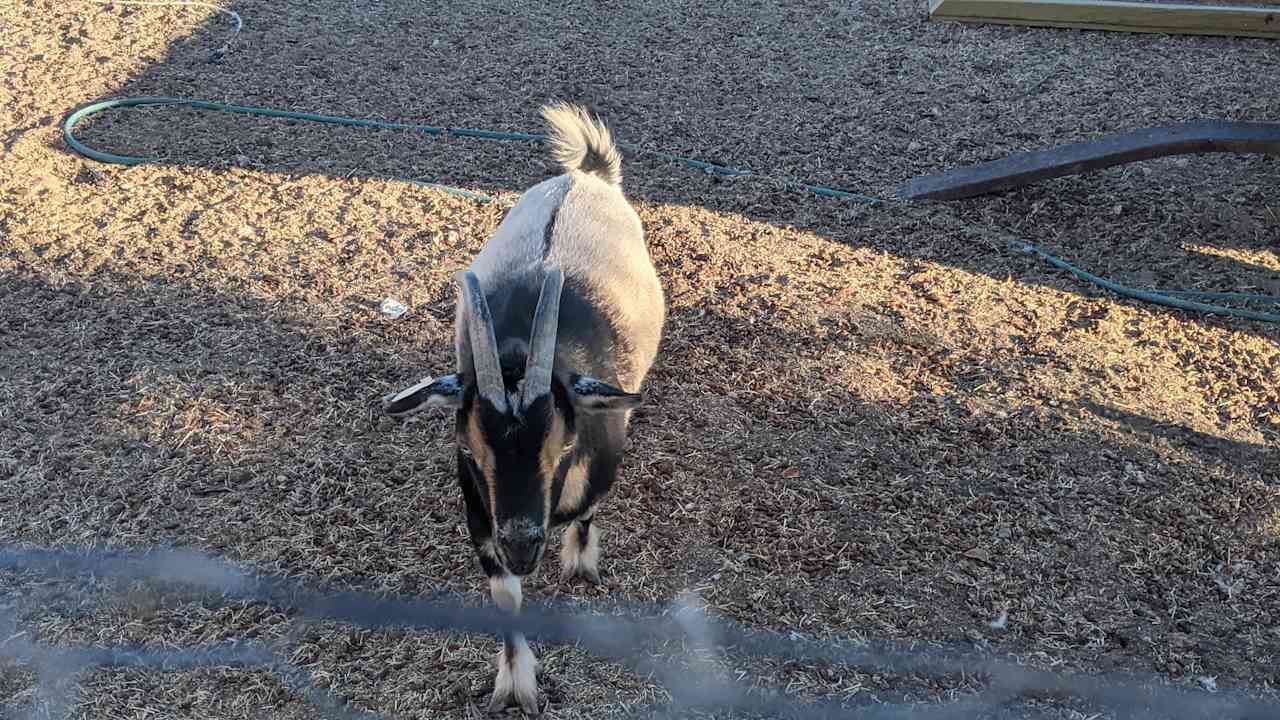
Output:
[{"xmin": 62, "ymin": 96, "xmax": 1280, "ymax": 324}]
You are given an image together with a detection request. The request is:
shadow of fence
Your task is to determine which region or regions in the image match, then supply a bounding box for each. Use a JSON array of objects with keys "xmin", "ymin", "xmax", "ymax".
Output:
[{"xmin": 3, "ymin": 544, "xmax": 1277, "ymax": 720}]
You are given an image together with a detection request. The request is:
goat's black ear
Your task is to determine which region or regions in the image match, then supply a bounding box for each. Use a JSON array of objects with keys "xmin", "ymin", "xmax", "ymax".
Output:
[
  {"xmin": 383, "ymin": 374, "xmax": 463, "ymax": 417},
  {"xmin": 569, "ymin": 375, "xmax": 641, "ymax": 412}
]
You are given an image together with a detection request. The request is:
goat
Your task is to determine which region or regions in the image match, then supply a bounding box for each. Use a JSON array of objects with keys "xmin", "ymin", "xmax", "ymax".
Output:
[{"xmin": 382, "ymin": 102, "xmax": 665, "ymax": 713}]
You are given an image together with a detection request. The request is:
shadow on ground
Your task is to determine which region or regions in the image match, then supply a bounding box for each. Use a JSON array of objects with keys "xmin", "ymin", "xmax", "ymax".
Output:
[{"xmin": 0, "ymin": 269, "xmax": 1276, "ymax": 717}]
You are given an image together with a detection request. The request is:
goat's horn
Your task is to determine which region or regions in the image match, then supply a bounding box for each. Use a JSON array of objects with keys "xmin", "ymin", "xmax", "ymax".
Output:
[
  {"xmin": 459, "ymin": 271, "xmax": 509, "ymax": 413},
  {"xmin": 520, "ymin": 268, "xmax": 564, "ymax": 410}
]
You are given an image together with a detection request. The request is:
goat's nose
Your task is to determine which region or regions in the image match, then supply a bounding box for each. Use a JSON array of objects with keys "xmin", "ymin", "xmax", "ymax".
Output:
[
  {"xmin": 499, "ymin": 526, "xmax": 546, "ymax": 575},
  {"xmin": 505, "ymin": 526, "xmax": 545, "ymax": 554},
  {"xmin": 501, "ymin": 523, "xmax": 545, "ymax": 546}
]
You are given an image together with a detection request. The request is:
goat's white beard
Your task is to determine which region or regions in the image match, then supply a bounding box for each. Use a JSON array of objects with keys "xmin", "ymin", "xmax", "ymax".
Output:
[{"xmin": 489, "ymin": 574, "xmax": 522, "ymax": 613}]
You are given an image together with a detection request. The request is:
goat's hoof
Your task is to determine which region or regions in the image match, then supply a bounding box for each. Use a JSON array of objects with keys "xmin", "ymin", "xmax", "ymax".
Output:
[
  {"xmin": 490, "ymin": 645, "xmax": 539, "ymax": 715},
  {"xmin": 487, "ymin": 688, "xmax": 539, "ymax": 715},
  {"xmin": 560, "ymin": 564, "xmax": 602, "ymax": 586}
]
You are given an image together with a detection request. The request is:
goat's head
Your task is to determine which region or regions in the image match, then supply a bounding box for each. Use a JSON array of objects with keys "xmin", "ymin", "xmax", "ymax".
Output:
[{"xmin": 383, "ymin": 269, "xmax": 640, "ymax": 576}]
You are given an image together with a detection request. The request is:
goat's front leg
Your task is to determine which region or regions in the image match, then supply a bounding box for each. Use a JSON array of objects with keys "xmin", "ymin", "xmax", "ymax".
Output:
[
  {"xmin": 462, "ymin": 466, "xmax": 539, "ymax": 714},
  {"xmin": 486, "ymin": 565, "xmax": 538, "ymax": 714},
  {"xmin": 465, "ymin": 507, "xmax": 535, "ymax": 707}
]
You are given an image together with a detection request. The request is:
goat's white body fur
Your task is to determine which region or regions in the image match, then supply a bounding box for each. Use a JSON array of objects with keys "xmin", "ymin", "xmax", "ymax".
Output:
[{"xmin": 455, "ymin": 109, "xmax": 664, "ymax": 394}]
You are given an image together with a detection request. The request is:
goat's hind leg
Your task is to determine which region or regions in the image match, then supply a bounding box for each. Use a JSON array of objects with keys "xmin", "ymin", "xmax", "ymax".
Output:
[{"xmin": 559, "ymin": 515, "xmax": 602, "ymax": 585}]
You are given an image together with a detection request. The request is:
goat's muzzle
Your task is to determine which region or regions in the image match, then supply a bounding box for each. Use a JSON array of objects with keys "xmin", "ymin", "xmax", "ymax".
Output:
[{"xmin": 498, "ymin": 523, "xmax": 546, "ymax": 577}]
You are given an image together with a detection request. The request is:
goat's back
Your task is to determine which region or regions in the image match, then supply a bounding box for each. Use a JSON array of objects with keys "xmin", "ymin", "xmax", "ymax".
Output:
[{"xmin": 460, "ymin": 171, "xmax": 664, "ymax": 393}]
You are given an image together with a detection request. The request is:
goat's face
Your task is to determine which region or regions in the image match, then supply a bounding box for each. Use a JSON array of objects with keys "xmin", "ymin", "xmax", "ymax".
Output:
[
  {"xmin": 458, "ymin": 387, "xmax": 572, "ymax": 576},
  {"xmin": 382, "ymin": 269, "xmax": 641, "ymax": 576}
]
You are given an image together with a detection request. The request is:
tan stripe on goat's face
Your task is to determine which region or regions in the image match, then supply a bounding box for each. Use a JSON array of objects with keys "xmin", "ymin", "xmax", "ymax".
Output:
[
  {"xmin": 464, "ymin": 405, "xmax": 499, "ymax": 529},
  {"xmin": 540, "ymin": 406, "xmax": 569, "ymax": 525}
]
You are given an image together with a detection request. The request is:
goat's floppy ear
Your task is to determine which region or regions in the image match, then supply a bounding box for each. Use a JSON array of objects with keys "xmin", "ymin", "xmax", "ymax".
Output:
[
  {"xmin": 569, "ymin": 375, "xmax": 642, "ymax": 412},
  {"xmin": 383, "ymin": 374, "xmax": 463, "ymax": 417}
]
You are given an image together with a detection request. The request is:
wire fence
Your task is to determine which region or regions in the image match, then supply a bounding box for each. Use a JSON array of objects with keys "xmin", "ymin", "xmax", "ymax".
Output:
[{"xmin": 1, "ymin": 544, "xmax": 1275, "ymax": 720}]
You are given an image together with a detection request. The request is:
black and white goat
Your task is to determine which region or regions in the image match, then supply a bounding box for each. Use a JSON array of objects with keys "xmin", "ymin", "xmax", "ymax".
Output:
[{"xmin": 383, "ymin": 103, "xmax": 664, "ymax": 713}]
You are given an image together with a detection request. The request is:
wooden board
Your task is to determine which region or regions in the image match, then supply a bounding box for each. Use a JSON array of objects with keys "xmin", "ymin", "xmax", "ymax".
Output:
[
  {"xmin": 928, "ymin": 0, "xmax": 1280, "ymax": 38},
  {"xmin": 897, "ymin": 121, "xmax": 1280, "ymax": 200}
]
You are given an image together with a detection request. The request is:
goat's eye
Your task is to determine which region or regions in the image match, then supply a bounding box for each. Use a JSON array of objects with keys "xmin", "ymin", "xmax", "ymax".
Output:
[{"xmin": 459, "ymin": 445, "xmax": 474, "ymax": 458}]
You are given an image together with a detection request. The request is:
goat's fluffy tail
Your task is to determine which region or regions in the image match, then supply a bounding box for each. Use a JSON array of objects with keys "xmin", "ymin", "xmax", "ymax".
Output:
[{"xmin": 541, "ymin": 102, "xmax": 623, "ymax": 186}]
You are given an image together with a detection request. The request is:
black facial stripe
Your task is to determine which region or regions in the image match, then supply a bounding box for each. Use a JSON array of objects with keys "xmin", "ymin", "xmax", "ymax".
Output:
[
  {"xmin": 492, "ymin": 466, "xmax": 545, "ymax": 526},
  {"xmin": 477, "ymin": 393, "xmax": 556, "ymax": 527},
  {"xmin": 458, "ymin": 449, "xmax": 498, "ymax": 576},
  {"xmin": 476, "ymin": 542, "xmax": 503, "ymax": 578},
  {"xmin": 457, "ymin": 449, "xmax": 488, "ymax": 513}
]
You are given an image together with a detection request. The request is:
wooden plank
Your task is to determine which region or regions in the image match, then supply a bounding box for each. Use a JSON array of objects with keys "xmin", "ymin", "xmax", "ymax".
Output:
[
  {"xmin": 897, "ymin": 121, "xmax": 1280, "ymax": 200},
  {"xmin": 928, "ymin": 0, "xmax": 1280, "ymax": 38}
]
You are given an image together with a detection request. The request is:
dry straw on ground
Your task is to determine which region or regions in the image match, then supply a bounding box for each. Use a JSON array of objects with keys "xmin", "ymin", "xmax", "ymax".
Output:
[{"xmin": 1, "ymin": 0, "xmax": 1278, "ymax": 718}]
